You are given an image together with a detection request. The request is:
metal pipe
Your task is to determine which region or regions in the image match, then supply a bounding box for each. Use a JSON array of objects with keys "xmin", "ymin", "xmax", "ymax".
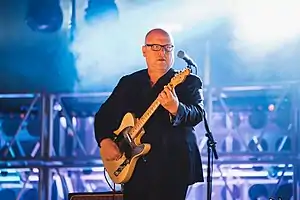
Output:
[
  {"xmin": 38, "ymin": 94, "xmax": 54, "ymax": 200},
  {"xmin": 291, "ymin": 84, "xmax": 300, "ymax": 200},
  {"xmin": 3, "ymin": 95, "xmax": 40, "ymax": 157},
  {"xmin": 56, "ymin": 98, "xmax": 87, "ymax": 155},
  {"xmin": 55, "ymin": 92, "xmax": 111, "ymax": 98},
  {"xmin": 0, "ymin": 93, "xmax": 38, "ymax": 98},
  {"xmin": 69, "ymin": 0, "xmax": 76, "ymax": 42}
]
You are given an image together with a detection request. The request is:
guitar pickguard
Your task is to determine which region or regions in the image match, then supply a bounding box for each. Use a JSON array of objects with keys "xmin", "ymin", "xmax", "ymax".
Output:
[
  {"xmin": 113, "ymin": 126, "xmax": 136, "ymax": 159},
  {"xmin": 113, "ymin": 144, "xmax": 146, "ymax": 177}
]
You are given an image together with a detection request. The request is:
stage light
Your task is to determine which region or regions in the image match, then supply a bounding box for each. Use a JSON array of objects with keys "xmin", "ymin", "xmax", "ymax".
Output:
[
  {"xmin": 221, "ymin": 184, "xmax": 241, "ymax": 200},
  {"xmin": 268, "ymin": 104, "xmax": 275, "ymax": 112},
  {"xmin": 1, "ymin": 117, "xmax": 40, "ymax": 158},
  {"xmin": 21, "ymin": 188, "xmax": 38, "ymax": 200},
  {"xmin": 274, "ymin": 106, "xmax": 291, "ymax": 131},
  {"xmin": 274, "ymin": 183, "xmax": 292, "ymax": 200},
  {"xmin": 0, "ymin": 189, "xmax": 16, "ymax": 200},
  {"xmin": 275, "ymin": 136, "xmax": 291, "ymax": 152},
  {"xmin": 85, "ymin": 0, "xmax": 119, "ymax": 22},
  {"xmin": 222, "ymin": 112, "xmax": 241, "ymax": 129},
  {"xmin": 248, "ymin": 109, "xmax": 267, "ymax": 129},
  {"xmin": 267, "ymin": 166, "xmax": 280, "ymax": 178},
  {"xmin": 248, "ymin": 136, "xmax": 268, "ymax": 152},
  {"xmin": 221, "ymin": 136, "xmax": 241, "ymax": 152},
  {"xmin": 1, "ymin": 118, "xmax": 23, "ymax": 137},
  {"xmin": 83, "ymin": 169, "xmax": 93, "ymax": 175},
  {"xmin": 25, "ymin": 0, "xmax": 63, "ymax": 33},
  {"xmin": 27, "ymin": 118, "xmax": 41, "ymax": 137},
  {"xmin": 248, "ymin": 184, "xmax": 269, "ymax": 200}
]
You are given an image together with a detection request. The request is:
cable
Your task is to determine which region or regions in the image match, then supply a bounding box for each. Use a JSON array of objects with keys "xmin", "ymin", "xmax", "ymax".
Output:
[
  {"xmin": 113, "ymin": 183, "xmax": 116, "ymax": 200},
  {"xmin": 103, "ymin": 168, "xmax": 117, "ymax": 200},
  {"xmin": 193, "ymin": 65, "xmax": 198, "ymax": 75},
  {"xmin": 187, "ymin": 65, "xmax": 198, "ymax": 75},
  {"xmin": 210, "ymin": 147, "xmax": 214, "ymax": 199}
]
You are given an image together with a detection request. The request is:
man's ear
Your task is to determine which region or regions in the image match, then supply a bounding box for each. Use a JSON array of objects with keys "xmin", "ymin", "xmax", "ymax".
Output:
[{"xmin": 142, "ymin": 45, "xmax": 146, "ymax": 57}]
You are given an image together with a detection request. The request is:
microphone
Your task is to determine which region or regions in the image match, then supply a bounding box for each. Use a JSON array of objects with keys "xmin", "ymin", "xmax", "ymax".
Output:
[{"xmin": 177, "ymin": 50, "xmax": 197, "ymax": 67}]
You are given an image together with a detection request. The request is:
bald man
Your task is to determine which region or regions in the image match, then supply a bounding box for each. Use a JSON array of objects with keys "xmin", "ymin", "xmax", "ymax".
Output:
[{"xmin": 94, "ymin": 28, "xmax": 204, "ymax": 200}]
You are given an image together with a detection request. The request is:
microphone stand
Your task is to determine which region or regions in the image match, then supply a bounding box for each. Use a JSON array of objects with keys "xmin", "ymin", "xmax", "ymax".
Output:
[
  {"xmin": 203, "ymin": 109, "xmax": 218, "ymax": 200},
  {"xmin": 186, "ymin": 63, "xmax": 218, "ymax": 200}
]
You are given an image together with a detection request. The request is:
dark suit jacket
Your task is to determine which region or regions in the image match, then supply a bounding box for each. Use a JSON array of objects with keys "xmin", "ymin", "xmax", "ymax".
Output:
[{"xmin": 94, "ymin": 68, "xmax": 204, "ymax": 186}]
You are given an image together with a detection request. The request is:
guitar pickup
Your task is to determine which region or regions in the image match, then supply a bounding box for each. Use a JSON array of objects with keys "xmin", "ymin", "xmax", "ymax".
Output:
[{"xmin": 114, "ymin": 159, "xmax": 130, "ymax": 176}]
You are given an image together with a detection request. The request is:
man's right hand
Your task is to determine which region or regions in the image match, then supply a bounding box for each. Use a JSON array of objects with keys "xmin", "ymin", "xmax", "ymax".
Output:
[{"xmin": 100, "ymin": 138, "xmax": 122, "ymax": 161}]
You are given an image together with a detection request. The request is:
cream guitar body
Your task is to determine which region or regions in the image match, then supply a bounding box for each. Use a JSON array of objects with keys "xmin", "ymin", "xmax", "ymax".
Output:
[
  {"xmin": 100, "ymin": 68, "xmax": 191, "ymax": 184},
  {"xmin": 100, "ymin": 112, "xmax": 151, "ymax": 184}
]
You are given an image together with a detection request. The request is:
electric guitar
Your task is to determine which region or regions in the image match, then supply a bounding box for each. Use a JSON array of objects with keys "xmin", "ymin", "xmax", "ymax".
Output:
[{"xmin": 100, "ymin": 68, "xmax": 191, "ymax": 184}]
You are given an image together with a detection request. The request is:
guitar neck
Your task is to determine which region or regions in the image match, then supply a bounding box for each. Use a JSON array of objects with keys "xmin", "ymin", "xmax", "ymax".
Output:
[
  {"xmin": 130, "ymin": 98, "xmax": 160, "ymax": 139},
  {"xmin": 128, "ymin": 68, "xmax": 190, "ymax": 139}
]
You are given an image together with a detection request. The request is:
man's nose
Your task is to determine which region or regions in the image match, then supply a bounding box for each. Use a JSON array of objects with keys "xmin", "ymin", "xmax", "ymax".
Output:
[{"xmin": 158, "ymin": 47, "xmax": 167, "ymax": 55}]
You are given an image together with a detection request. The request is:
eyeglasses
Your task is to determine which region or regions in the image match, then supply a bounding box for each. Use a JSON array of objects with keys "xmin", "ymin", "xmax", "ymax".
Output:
[{"xmin": 145, "ymin": 44, "xmax": 174, "ymax": 52}]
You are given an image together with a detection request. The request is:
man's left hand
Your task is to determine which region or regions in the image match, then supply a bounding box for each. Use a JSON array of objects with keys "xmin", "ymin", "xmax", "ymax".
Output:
[{"xmin": 158, "ymin": 85, "xmax": 179, "ymax": 116}]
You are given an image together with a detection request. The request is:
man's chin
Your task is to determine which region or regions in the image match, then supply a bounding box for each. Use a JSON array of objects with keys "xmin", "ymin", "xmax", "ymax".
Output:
[
  {"xmin": 148, "ymin": 63, "xmax": 171, "ymax": 73},
  {"xmin": 155, "ymin": 63, "xmax": 170, "ymax": 70}
]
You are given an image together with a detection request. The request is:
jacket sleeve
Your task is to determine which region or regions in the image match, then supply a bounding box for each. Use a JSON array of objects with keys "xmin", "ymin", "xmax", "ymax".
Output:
[
  {"xmin": 170, "ymin": 75, "xmax": 204, "ymax": 127},
  {"xmin": 94, "ymin": 76, "xmax": 128, "ymax": 146}
]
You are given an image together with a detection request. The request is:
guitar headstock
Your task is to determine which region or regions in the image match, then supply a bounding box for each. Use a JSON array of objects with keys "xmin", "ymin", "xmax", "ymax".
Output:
[{"xmin": 169, "ymin": 68, "xmax": 191, "ymax": 88}]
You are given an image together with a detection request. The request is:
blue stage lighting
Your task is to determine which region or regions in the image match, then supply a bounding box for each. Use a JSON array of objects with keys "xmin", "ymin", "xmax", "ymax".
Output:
[
  {"xmin": 25, "ymin": 0, "xmax": 63, "ymax": 33},
  {"xmin": 85, "ymin": 0, "xmax": 119, "ymax": 22}
]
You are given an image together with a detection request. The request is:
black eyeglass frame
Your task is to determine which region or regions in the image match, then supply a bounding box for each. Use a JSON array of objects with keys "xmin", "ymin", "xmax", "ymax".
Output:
[{"xmin": 144, "ymin": 44, "xmax": 174, "ymax": 52}]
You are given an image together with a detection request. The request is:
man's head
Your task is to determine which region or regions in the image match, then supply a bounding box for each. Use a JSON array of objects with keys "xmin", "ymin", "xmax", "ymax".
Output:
[{"xmin": 142, "ymin": 28, "xmax": 174, "ymax": 73}]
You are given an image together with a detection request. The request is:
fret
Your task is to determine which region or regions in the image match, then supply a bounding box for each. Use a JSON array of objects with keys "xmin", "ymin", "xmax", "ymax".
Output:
[
  {"xmin": 129, "ymin": 68, "xmax": 190, "ymax": 140},
  {"xmin": 131, "ymin": 99, "xmax": 160, "ymax": 139}
]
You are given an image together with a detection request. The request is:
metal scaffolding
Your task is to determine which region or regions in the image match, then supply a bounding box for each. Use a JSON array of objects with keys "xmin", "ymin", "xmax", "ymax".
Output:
[{"xmin": 0, "ymin": 81, "xmax": 299, "ymax": 199}]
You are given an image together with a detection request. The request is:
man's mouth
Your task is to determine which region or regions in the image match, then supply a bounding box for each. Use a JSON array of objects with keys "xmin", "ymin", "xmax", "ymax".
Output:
[{"xmin": 158, "ymin": 58, "xmax": 165, "ymax": 61}]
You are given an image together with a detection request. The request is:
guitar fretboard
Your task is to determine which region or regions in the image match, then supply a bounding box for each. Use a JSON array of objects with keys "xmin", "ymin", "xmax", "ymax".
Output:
[
  {"xmin": 128, "ymin": 68, "xmax": 190, "ymax": 139},
  {"xmin": 130, "ymin": 98, "xmax": 161, "ymax": 139}
]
